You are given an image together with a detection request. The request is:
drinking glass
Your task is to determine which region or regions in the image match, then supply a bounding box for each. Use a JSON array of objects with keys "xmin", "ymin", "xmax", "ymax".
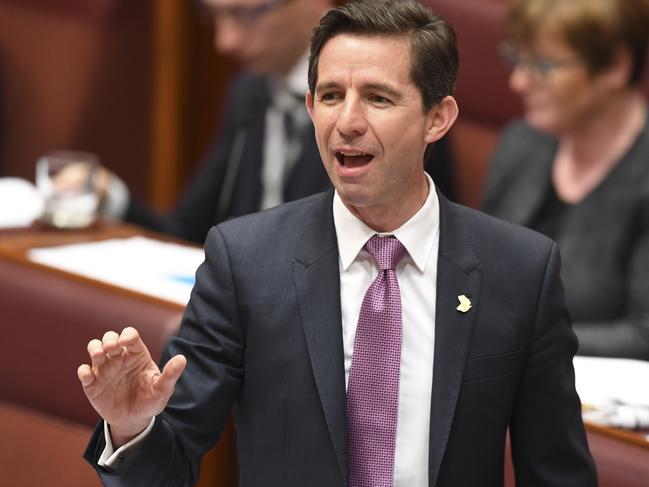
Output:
[{"xmin": 35, "ymin": 151, "xmax": 100, "ymax": 228}]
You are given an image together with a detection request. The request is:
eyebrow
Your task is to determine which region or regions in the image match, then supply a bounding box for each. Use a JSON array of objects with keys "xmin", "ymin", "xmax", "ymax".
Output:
[
  {"xmin": 315, "ymin": 81, "xmax": 403, "ymax": 100},
  {"xmin": 315, "ymin": 81, "xmax": 342, "ymax": 93},
  {"xmin": 364, "ymin": 83, "xmax": 402, "ymax": 101}
]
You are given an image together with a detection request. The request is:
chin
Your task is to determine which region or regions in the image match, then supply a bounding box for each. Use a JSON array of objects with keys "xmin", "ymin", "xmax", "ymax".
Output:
[
  {"xmin": 525, "ymin": 112, "xmax": 561, "ymax": 136},
  {"xmin": 336, "ymin": 185, "xmax": 371, "ymax": 209}
]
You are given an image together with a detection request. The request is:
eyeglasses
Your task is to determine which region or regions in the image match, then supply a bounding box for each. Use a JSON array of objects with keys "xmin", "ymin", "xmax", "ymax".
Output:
[
  {"xmin": 197, "ymin": 0, "xmax": 289, "ymax": 26},
  {"xmin": 498, "ymin": 42, "xmax": 582, "ymax": 80}
]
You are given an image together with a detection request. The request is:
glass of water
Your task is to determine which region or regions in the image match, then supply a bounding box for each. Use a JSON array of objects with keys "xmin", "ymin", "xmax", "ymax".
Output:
[{"xmin": 36, "ymin": 151, "xmax": 100, "ymax": 228}]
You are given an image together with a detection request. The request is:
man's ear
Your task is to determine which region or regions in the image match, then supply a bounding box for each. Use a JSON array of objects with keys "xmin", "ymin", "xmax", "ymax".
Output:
[
  {"xmin": 305, "ymin": 90, "xmax": 315, "ymax": 122},
  {"xmin": 424, "ymin": 96, "xmax": 459, "ymax": 144}
]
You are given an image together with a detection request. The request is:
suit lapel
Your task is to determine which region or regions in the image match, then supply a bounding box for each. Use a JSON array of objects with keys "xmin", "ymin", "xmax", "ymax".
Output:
[
  {"xmin": 428, "ymin": 194, "xmax": 482, "ymax": 486},
  {"xmin": 292, "ymin": 191, "xmax": 348, "ymax": 482}
]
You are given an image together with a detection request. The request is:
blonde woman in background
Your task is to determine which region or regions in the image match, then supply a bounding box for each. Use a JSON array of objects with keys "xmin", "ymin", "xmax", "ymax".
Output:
[{"xmin": 484, "ymin": 0, "xmax": 649, "ymax": 359}]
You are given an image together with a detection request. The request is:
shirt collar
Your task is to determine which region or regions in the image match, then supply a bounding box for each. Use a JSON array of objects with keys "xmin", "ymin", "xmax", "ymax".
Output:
[{"xmin": 333, "ymin": 173, "xmax": 440, "ymax": 272}]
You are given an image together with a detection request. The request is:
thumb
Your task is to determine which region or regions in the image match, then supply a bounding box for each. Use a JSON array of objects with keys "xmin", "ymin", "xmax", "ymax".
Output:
[{"xmin": 154, "ymin": 354, "xmax": 187, "ymax": 398}]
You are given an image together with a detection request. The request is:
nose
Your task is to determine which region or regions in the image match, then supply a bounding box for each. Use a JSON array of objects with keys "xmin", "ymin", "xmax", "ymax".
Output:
[
  {"xmin": 509, "ymin": 64, "xmax": 534, "ymax": 94},
  {"xmin": 335, "ymin": 96, "xmax": 368, "ymax": 137},
  {"xmin": 213, "ymin": 17, "xmax": 244, "ymax": 56}
]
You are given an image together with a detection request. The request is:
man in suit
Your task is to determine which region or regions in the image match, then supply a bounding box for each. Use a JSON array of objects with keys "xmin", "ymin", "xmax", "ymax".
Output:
[
  {"xmin": 93, "ymin": 0, "xmax": 335, "ymax": 243},
  {"xmin": 78, "ymin": 1, "xmax": 596, "ymax": 485},
  {"xmin": 83, "ymin": 0, "xmax": 455, "ymax": 244}
]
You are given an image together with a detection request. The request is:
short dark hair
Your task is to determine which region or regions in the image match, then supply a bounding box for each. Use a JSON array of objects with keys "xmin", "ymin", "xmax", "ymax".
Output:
[{"xmin": 308, "ymin": 0, "xmax": 459, "ymax": 112}]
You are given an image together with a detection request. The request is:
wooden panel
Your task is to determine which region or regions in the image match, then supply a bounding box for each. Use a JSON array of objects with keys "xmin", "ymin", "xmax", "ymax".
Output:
[
  {"xmin": 449, "ymin": 119, "xmax": 500, "ymax": 208},
  {"xmin": 150, "ymin": 0, "xmax": 188, "ymax": 209},
  {"xmin": 149, "ymin": 0, "xmax": 235, "ymax": 210},
  {"xmin": 0, "ymin": 1, "xmax": 152, "ymax": 196}
]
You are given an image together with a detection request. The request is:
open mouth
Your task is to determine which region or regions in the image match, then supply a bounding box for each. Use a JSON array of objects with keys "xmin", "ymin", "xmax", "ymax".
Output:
[{"xmin": 335, "ymin": 151, "xmax": 374, "ymax": 167}]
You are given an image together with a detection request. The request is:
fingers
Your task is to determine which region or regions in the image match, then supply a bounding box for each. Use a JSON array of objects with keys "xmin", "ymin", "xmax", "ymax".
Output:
[
  {"xmin": 84, "ymin": 328, "xmax": 137, "ymax": 374},
  {"xmin": 77, "ymin": 363, "xmax": 95, "ymax": 387},
  {"xmin": 87, "ymin": 339, "xmax": 107, "ymax": 368},
  {"xmin": 103, "ymin": 330, "xmax": 123, "ymax": 358},
  {"xmin": 118, "ymin": 326, "xmax": 148, "ymax": 356},
  {"xmin": 154, "ymin": 355, "xmax": 187, "ymax": 398}
]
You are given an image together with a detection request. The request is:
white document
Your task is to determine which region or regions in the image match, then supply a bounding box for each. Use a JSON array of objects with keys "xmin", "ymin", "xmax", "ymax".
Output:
[
  {"xmin": 574, "ymin": 356, "xmax": 649, "ymax": 429},
  {"xmin": 28, "ymin": 236, "xmax": 205, "ymax": 305}
]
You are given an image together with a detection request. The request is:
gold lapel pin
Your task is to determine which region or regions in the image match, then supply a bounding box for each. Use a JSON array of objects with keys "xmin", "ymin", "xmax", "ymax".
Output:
[{"xmin": 456, "ymin": 295, "xmax": 472, "ymax": 313}]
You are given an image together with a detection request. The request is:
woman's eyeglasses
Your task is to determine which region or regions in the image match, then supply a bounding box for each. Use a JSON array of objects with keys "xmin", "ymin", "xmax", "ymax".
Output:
[{"xmin": 498, "ymin": 42, "xmax": 582, "ymax": 80}]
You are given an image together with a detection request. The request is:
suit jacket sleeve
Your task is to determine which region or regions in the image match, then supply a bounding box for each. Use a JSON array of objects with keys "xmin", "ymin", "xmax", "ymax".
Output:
[
  {"xmin": 509, "ymin": 243, "xmax": 597, "ymax": 486},
  {"xmin": 84, "ymin": 226, "xmax": 245, "ymax": 486}
]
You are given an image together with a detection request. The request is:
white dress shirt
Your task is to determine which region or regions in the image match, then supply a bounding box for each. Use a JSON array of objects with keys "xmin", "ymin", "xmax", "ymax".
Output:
[{"xmin": 333, "ymin": 173, "xmax": 439, "ymax": 487}]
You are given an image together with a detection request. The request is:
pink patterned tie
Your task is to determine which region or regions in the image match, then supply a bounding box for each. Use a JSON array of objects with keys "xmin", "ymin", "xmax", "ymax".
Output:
[{"xmin": 347, "ymin": 235, "xmax": 406, "ymax": 487}]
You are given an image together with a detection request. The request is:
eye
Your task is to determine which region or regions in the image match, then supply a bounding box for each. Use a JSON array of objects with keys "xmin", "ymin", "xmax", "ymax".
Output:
[
  {"xmin": 368, "ymin": 94, "xmax": 391, "ymax": 105},
  {"xmin": 319, "ymin": 91, "xmax": 342, "ymax": 104},
  {"xmin": 534, "ymin": 58, "xmax": 558, "ymax": 75}
]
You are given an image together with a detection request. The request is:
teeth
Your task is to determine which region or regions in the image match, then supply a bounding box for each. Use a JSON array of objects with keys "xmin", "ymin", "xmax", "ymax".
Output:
[
  {"xmin": 335, "ymin": 151, "xmax": 373, "ymax": 167},
  {"xmin": 338, "ymin": 151, "xmax": 369, "ymax": 157}
]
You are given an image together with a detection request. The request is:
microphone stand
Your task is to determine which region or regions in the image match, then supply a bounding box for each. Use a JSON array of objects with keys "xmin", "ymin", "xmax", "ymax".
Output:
[{"xmin": 215, "ymin": 91, "xmax": 259, "ymax": 223}]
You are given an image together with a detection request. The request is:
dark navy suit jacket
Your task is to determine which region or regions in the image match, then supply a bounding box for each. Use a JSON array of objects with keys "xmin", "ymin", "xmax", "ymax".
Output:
[{"xmin": 85, "ymin": 190, "xmax": 596, "ymax": 486}]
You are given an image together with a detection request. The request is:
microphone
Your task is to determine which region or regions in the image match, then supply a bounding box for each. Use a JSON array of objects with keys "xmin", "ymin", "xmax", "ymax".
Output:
[{"xmin": 215, "ymin": 90, "xmax": 259, "ymax": 223}]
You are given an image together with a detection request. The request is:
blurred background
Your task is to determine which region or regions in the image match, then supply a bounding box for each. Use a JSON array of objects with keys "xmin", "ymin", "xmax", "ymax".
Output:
[
  {"xmin": 0, "ymin": 0, "xmax": 235, "ymax": 210},
  {"xmin": 0, "ymin": 0, "xmax": 524, "ymax": 212}
]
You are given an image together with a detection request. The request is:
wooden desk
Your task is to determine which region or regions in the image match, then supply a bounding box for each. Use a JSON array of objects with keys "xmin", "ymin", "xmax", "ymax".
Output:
[
  {"xmin": 584, "ymin": 423, "xmax": 649, "ymax": 486},
  {"xmin": 0, "ymin": 222, "xmax": 236, "ymax": 487}
]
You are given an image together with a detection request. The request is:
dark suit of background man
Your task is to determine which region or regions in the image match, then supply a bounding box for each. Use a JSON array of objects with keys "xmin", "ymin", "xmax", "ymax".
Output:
[
  {"xmin": 93, "ymin": 0, "xmax": 455, "ymax": 244},
  {"xmin": 79, "ymin": 1, "xmax": 597, "ymax": 485}
]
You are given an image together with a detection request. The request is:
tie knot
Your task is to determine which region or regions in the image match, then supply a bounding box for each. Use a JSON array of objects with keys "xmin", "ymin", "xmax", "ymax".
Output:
[{"xmin": 365, "ymin": 235, "xmax": 406, "ymax": 271}]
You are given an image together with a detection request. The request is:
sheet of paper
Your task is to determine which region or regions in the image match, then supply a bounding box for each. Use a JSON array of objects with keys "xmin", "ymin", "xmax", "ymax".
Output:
[
  {"xmin": 574, "ymin": 356, "xmax": 649, "ymax": 429},
  {"xmin": 574, "ymin": 356, "xmax": 649, "ymax": 407},
  {"xmin": 28, "ymin": 236, "xmax": 205, "ymax": 305}
]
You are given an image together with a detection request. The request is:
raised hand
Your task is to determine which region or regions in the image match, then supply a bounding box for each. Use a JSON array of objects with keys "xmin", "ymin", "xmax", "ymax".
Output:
[{"xmin": 77, "ymin": 326, "xmax": 186, "ymax": 447}]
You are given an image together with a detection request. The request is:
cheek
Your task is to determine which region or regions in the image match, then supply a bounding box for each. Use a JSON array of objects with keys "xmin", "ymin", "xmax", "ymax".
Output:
[
  {"xmin": 548, "ymin": 71, "xmax": 593, "ymax": 106},
  {"xmin": 316, "ymin": 111, "xmax": 339, "ymax": 136},
  {"xmin": 372, "ymin": 114, "xmax": 425, "ymax": 150},
  {"xmin": 311, "ymin": 116, "xmax": 335, "ymax": 153}
]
